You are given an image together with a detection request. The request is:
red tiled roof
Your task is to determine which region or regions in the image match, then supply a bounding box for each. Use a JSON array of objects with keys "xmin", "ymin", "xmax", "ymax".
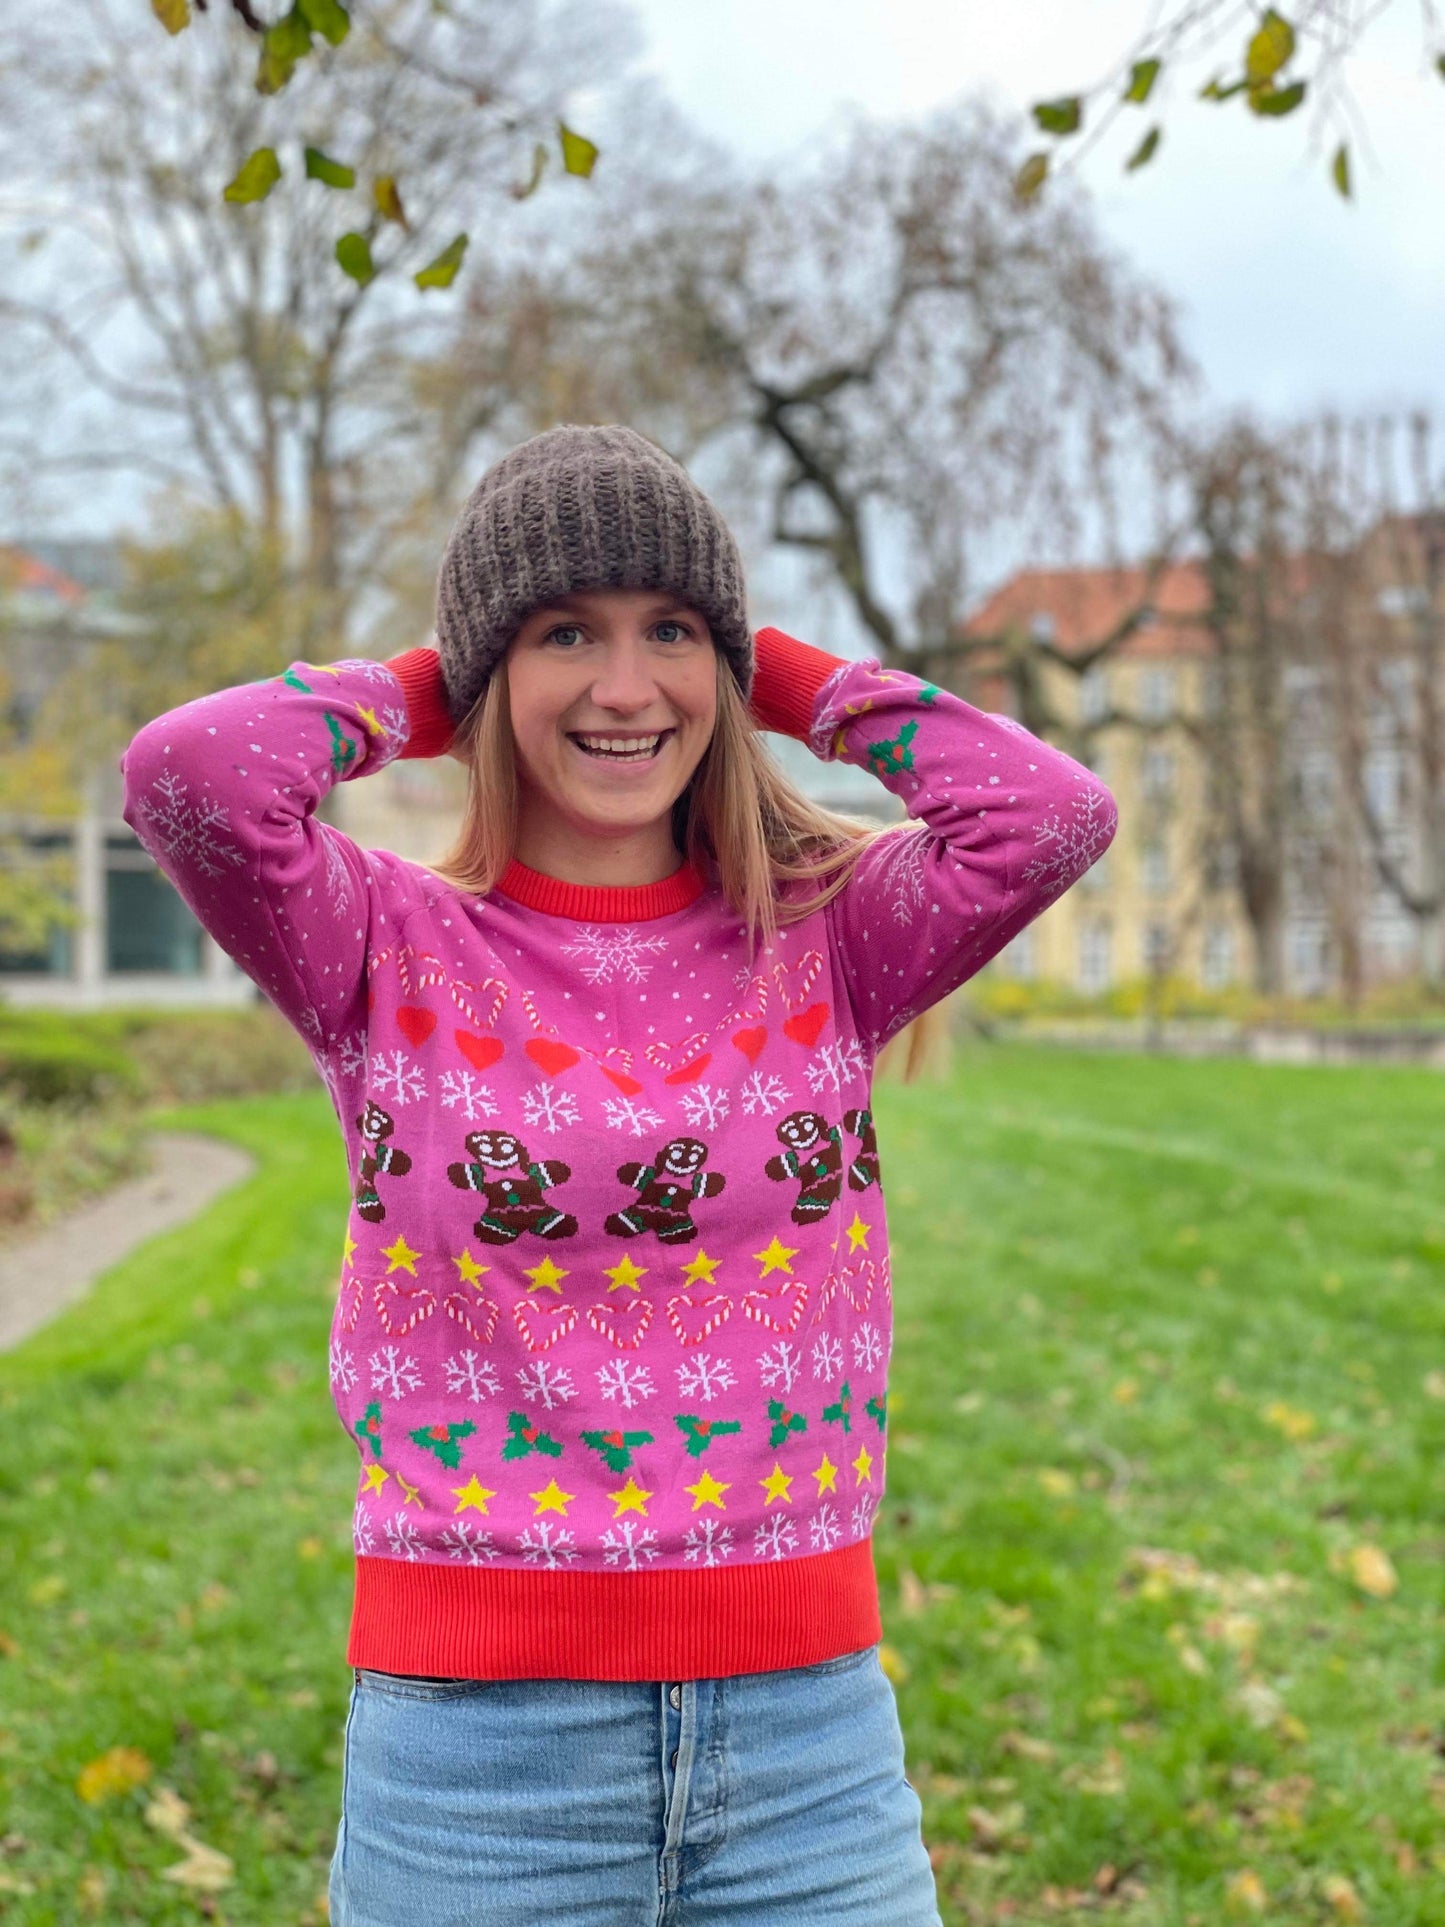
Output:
[
  {"xmin": 961, "ymin": 561, "xmax": 1213, "ymax": 659},
  {"xmin": 0, "ymin": 545, "xmax": 87, "ymax": 604}
]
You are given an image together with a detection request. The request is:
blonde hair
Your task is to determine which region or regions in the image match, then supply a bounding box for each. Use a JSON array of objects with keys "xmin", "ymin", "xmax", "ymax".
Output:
[{"xmin": 431, "ymin": 652, "xmax": 952, "ymax": 1082}]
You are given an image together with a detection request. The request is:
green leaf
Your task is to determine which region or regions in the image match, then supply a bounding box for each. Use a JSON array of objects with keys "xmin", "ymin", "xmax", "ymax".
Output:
[
  {"xmin": 1126, "ymin": 59, "xmax": 1161, "ymax": 104},
  {"xmin": 1014, "ymin": 151, "xmax": 1050, "ymax": 201},
  {"xmin": 1200, "ymin": 74, "xmax": 1248, "ymax": 101},
  {"xmin": 1031, "ymin": 96, "xmax": 1082, "ymax": 136},
  {"xmin": 335, "ymin": 232, "xmax": 375, "ymax": 284},
  {"xmin": 558, "ymin": 122, "xmax": 599, "ymax": 178},
  {"xmin": 150, "ymin": 0, "xmax": 190, "ymax": 32},
  {"xmin": 512, "ymin": 141, "xmax": 549, "ymax": 202},
  {"xmin": 256, "ymin": 8, "xmax": 313, "ymax": 95},
  {"xmin": 374, "ymin": 176, "xmax": 409, "ymax": 228},
  {"xmin": 222, "ymin": 148, "xmax": 282, "ymax": 205},
  {"xmin": 1247, "ymin": 77, "xmax": 1307, "ymax": 116},
  {"xmin": 1125, "ymin": 125, "xmax": 1162, "ymax": 171},
  {"xmin": 296, "ymin": 0, "xmax": 350, "ymax": 46},
  {"xmin": 1437, "ymin": 52, "xmax": 1445, "ymax": 79},
  {"xmin": 1246, "ymin": 9, "xmax": 1296, "ymax": 84},
  {"xmin": 1332, "ymin": 141, "xmax": 1351, "ymax": 198},
  {"xmin": 414, "ymin": 232, "xmax": 468, "ymax": 290},
  {"xmin": 304, "ymin": 146, "xmax": 355, "ymax": 190}
]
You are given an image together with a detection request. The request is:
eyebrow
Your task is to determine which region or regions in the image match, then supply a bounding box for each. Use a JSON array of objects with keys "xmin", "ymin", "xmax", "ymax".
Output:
[{"xmin": 534, "ymin": 594, "xmax": 696, "ymax": 618}]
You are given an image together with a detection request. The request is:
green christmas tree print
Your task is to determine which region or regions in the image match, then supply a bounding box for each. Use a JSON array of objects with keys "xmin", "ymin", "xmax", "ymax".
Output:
[
  {"xmin": 822, "ymin": 1380, "xmax": 854, "ymax": 1436},
  {"xmin": 674, "ymin": 1414, "xmax": 742, "ymax": 1459},
  {"xmin": 408, "ymin": 1420, "xmax": 477, "ymax": 1470},
  {"xmin": 354, "ymin": 1401, "xmax": 384, "ymax": 1461},
  {"xmin": 501, "ymin": 1410, "xmax": 563, "ymax": 1462},
  {"xmin": 865, "ymin": 1391, "xmax": 888, "ymax": 1434},
  {"xmin": 581, "ymin": 1427, "xmax": 654, "ymax": 1473},
  {"xmin": 864, "ymin": 717, "xmax": 918, "ymax": 778},
  {"xmin": 766, "ymin": 1399, "xmax": 808, "ymax": 1449}
]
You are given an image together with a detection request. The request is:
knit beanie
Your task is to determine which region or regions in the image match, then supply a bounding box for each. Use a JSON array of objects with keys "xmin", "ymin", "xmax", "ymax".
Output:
[{"xmin": 434, "ymin": 423, "xmax": 753, "ymax": 724}]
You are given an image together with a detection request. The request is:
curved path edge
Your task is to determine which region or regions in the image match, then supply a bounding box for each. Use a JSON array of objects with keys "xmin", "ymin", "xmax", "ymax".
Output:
[{"xmin": 0, "ymin": 1130, "xmax": 257, "ymax": 1355}]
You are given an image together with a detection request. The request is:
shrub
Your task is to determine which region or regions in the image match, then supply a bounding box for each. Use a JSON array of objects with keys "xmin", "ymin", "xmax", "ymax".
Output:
[{"xmin": 0, "ymin": 1028, "xmax": 142, "ymax": 1105}]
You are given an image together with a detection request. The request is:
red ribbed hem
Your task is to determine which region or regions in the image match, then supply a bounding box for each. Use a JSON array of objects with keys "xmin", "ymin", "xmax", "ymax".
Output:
[
  {"xmin": 346, "ymin": 1538, "xmax": 880, "ymax": 1681},
  {"xmin": 497, "ymin": 855, "xmax": 706, "ymax": 922},
  {"xmin": 385, "ymin": 646, "xmax": 455, "ymax": 759},
  {"xmin": 748, "ymin": 627, "xmax": 847, "ymax": 741}
]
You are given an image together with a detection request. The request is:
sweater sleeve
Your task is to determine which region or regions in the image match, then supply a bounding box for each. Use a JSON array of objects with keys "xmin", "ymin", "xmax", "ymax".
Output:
[
  {"xmin": 119, "ymin": 654, "xmax": 433, "ymax": 1050},
  {"xmin": 750, "ymin": 625, "xmax": 1120, "ymax": 1048}
]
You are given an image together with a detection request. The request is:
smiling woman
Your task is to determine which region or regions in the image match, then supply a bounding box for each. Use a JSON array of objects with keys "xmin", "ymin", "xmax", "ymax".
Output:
[{"xmin": 119, "ymin": 420, "xmax": 1116, "ymax": 1926}]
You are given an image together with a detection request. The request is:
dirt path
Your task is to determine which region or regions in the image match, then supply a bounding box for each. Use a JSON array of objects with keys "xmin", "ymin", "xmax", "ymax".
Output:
[{"xmin": 0, "ymin": 1131, "xmax": 256, "ymax": 1354}]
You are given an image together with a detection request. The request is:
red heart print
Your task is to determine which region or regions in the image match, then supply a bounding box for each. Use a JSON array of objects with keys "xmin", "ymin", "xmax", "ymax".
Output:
[
  {"xmin": 526, "ymin": 1038, "xmax": 581, "ymax": 1077},
  {"xmin": 512, "ymin": 1299, "xmax": 579, "ymax": 1353},
  {"xmin": 664, "ymin": 1053, "xmax": 711, "ymax": 1086},
  {"xmin": 396, "ymin": 1006, "xmax": 436, "ymax": 1048},
  {"xmin": 336, "ymin": 1273, "xmax": 362, "ymax": 1333},
  {"xmin": 586, "ymin": 1297, "xmax": 655, "ymax": 1351},
  {"xmin": 601, "ymin": 1066, "xmax": 645, "ymax": 1097},
  {"xmin": 741, "ymin": 1279, "xmax": 808, "ymax": 1335},
  {"xmin": 665, "ymin": 1291, "xmax": 734, "ymax": 1347},
  {"xmin": 840, "ymin": 1258, "xmax": 875, "ymax": 1313},
  {"xmin": 455, "ymin": 1030, "xmax": 504, "ymax": 1071},
  {"xmin": 444, "ymin": 1290, "xmax": 499, "ymax": 1344},
  {"xmin": 771, "ymin": 949, "xmax": 824, "ymax": 1009},
  {"xmin": 782, "ymin": 1003, "xmax": 829, "ymax": 1048},
  {"xmin": 373, "ymin": 1280, "xmax": 437, "ymax": 1338},
  {"xmin": 731, "ymin": 1026, "xmax": 767, "ymax": 1064}
]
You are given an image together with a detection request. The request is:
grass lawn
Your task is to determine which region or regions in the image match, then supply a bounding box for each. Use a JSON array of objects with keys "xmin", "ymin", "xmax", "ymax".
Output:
[{"xmin": 0, "ymin": 1046, "xmax": 1441, "ymax": 1924}]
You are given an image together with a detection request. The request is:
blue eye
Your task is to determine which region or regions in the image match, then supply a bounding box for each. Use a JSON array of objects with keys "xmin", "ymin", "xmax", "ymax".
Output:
[{"xmin": 546, "ymin": 625, "xmax": 583, "ymax": 647}]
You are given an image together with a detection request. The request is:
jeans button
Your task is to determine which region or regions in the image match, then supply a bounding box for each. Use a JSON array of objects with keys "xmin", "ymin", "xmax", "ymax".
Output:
[{"xmin": 668, "ymin": 1684, "xmax": 681, "ymax": 1710}]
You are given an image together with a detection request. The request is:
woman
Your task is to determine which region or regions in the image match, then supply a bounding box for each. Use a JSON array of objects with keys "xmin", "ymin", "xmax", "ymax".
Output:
[{"xmin": 122, "ymin": 423, "xmax": 1118, "ymax": 1924}]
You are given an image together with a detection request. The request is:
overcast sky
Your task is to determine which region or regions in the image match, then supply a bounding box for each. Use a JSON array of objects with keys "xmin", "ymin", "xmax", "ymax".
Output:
[{"xmin": 625, "ymin": 0, "xmax": 1445, "ymax": 424}]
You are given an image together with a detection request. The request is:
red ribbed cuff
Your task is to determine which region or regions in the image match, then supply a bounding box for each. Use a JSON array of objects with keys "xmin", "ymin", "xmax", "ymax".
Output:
[
  {"xmin": 385, "ymin": 646, "xmax": 455, "ymax": 759},
  {"xmin": 748, "ymin": 627, "xmax": 846, "ymax": 741}
]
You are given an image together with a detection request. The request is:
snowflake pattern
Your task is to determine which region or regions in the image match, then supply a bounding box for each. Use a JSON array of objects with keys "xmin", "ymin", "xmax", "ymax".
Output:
[
  {"xmin": 682, "ymin": 1518, "xmax": 735, "ymax": 1567},
  {"xmin": 1019, "ymin": 784, "xmax": 1117, "ymax": 900},
  {"xmin": 320, "ymin": 827, "xmax": 354, "ymax": 919},
  {"xmin": 596, "ymin": 1358, "xmax": 657, "ymax": 1409},
  {"xmin": 382, "ymin": 1512, "xmax": 425, "ymax": 1561},
  {"xmin": 519, "ymin": 1521, "xmax": 580, "ymax": 1569},
  {"xmin": 602, "ymin": 1094, "xmax": 665, "ymax": 1138},
  {"xmin": 811, "ymin": 1333, "xmax": 844, "ymax": 1381},
  {"xmin": 443, "ymin": 1350, "xmax": 502, "ymax": 1404},
  {"xmin": 850, "ymin": 1321, "xmax": 885, "ymax": 1374},
  {"xmin": 440, "ymin": 1520, "xmax": 501, "ymax": 1565},
  {"xmin": 438, "ymin": 1069, "xmax": 499, "ymax": 1122},
  {"xmin": 329, "ymin": 1339, "xmax": 357, "ymax": 1395},
  {"xmin": 678, "ymin": 1083, "xmax": 730, "ymax": 1132},
  {"xmin": 335, "ymin": 1030, "xmax": 367, "ymax": 1077},
  {"xmin": 675, "ymin": 1354, "xmax": 736, "ymax": 1402},
  {"xmin": 560, "ymin": 925, "xmax": 669, "ymax": 984},
  {"xmin": 851, "ymin": 1493, "xmax": 881, "ymax": 1539},
  {"xmin": 521, "ymin": 1081, "xmax": 581, "ymax": 1135},
  {"xmin": 516, "ymin": 1360, "xmax": 578, "ymax": 1410},
  {"xmin": 880, "ymin": 828, "xmax": 932, "ymax": 928},
  {"xmin": 369, "ymin": 1345, "xmax": 424, "ymax": 1400},
  {"xmin": 740, "ymin": 1070, "xmax": 792, "ymax": 1118},
  {"xmin": 757, "ymin": 1340, "xmax": 804, "ymax": 1394},
  {"xmin": 809, "ymin": 1502, "xmax": 844, "ymax": 1553},
  {"xmin": 753, "ymin": 1515, "xmax": 800, "ymax": 1562},
  {"xmin": 805, "ymin": 1037, "xmax": 867, "ymax": 1097},
  {"xmin": 352, "ymin": 1499, "xmax": 375, "ymax": 1556},
  {"xmin": 134, "ymin": 770, "xmax": 245, "ymax": 879},
  {"xmin": 600, "ymin": 1520, "xmax": 660, "ymax": 1570},
  {"xmin": 370, "ymin": 1048, "xmax": 427, "ymax": 1106}
]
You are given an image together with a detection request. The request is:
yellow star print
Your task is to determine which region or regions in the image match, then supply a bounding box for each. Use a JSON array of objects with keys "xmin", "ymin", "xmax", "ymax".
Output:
[
  {"xmin": 381, "ymin": 1233, "xmax": 420, "ymax": 1276},
  {"xmin": 451, "ymin": 1247, "xmax": 490, "ymax": 1288},
  {"xmin": 811, "ymin": 1454, "xmax": 839, "ymax": 1496},
  {"xmin": 523, "ymin": 1255, "xmax": 569, "ymax": 1294},
  {"xmin": 753, "ymin": 1235, "xmax": 799, "ymax": 1277},
  {"xmin": 759, "ymin": 1462, "xmax": 794, "ymax": 1506},
  {"xmin": 685, "ymin": 1470, "xmax": 730, "ymax": 1511},
  {"xmin": 679, "ymin": 1248, "xmax": 721, "ymax": 1285},
  {"xmin": 451, "ymin": 1476, "xmax": 496, "ymax": 1514},
  {"xmin": 603, "ymin": 1254, "xmax": 649, "ymax": 1293},
  {"xmin": 846, "ymin": 1213, "xmax": 871, "ymax": 1252},
  {"xmin": 355, "ymin": 705, "xmax": 384, "ymax": 736},
  {"xmin": 342, "ymin": 1230, "xmax": 357, "ymax": 1265},
  {"xmin": 530, "ymin": 1479, "xmax": 575, "ymax": 1516},
  {"xmin": 851, "ymin": 1445, "xmax": 875, "ymax": 1485},
  {"xmin": 397, "ymin": 1473, "xmax": 423, "ymax": 1508},
  {"xmin": 608, "ymin": 1477, "xmax": 653, "ymax": 1517},
  {"xmin": 361, "ymin": 1463, "xmax": 390, "ymax": 1495}
]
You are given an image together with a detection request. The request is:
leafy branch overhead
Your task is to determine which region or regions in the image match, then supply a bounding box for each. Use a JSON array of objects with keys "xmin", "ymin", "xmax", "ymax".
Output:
[
  {"xmin": 1017, "ymin": 1, "xmax": 1443, "ymax": 204},
  {"xmin": 156, "ymin": 0, "xmax": 599, "ymax": 290}
]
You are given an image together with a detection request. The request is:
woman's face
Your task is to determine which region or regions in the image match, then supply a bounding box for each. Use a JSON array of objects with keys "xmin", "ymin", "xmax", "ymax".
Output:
[{"xmin": 504, "ymin": 587, "xmax": 718, "ymax": 846}]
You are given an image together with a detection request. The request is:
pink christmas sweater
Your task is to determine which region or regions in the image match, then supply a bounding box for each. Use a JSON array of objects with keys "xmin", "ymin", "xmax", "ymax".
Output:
[{"xmin": 120, "ymin": 627, "xmax": 1118, "ymax": 1681}]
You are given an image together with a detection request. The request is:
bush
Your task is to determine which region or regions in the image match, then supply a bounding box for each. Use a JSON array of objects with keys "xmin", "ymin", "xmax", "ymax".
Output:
[
  {"xmin": 0, "ymin": 1027, "xmax": 142, "ymax": 1105},
  {"xmin": 122, "ymin": 1005, "xmax": 317, "ymax": 1103}
]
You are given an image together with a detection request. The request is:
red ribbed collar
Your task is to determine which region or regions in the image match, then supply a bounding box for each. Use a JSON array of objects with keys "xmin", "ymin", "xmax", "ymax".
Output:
[{"xmin": 496, "ymin": 855, "xmax": 706, "ymax": 922}]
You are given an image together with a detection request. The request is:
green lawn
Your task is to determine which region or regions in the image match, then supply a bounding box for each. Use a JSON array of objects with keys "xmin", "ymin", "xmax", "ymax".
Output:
[{"xmin": 0, "ymin": 1047, "xmax": 1442, "ymax": 1924}]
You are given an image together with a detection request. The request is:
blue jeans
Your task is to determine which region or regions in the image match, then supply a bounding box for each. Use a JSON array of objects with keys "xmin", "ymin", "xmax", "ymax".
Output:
[{"xmin": 328, "ymin": 1641, "xmax": 942, "ymax": 1924}]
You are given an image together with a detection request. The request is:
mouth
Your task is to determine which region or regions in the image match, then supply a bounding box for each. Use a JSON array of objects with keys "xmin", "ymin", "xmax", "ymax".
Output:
[{"xmin": 567, "ymin": 728, "xmax": 676, "ymax": 765}]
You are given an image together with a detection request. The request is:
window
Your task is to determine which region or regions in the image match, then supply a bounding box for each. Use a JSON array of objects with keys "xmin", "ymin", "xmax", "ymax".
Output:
[
  {"xmin": 104, "ymin": 831, "xmax": 202, "ymax": 975},
  {"xmin": 1204, "ymin": 841, "xmax": 1238, "ymax": 892},
  {"xmin": 1201, "ymin": 663, "xmax": 1226, "ymax": 718},
  {"xmin": 1140, "ymin": 839, "xmax": 1170, "ymax": 894},
  {"xmin": 1364, "ymin": 747, "xmax": 1405, "ymax": 826},
  {"xmin": 1080, "ymin": 664, "xmax": 1110, "ymax": 723},
  {"xmin": 1001, "ymin": 926, "xmax": 1037, "ymax": 980},
  {"xmin": 1142, "ymin": 922, "xmax": 1173, "ymax": 974},
  {"xmin": 1376, "ymin": 585, "xmax": 1429, "ymax": 619},
  {"xmin": 1077, "ymin": 921, "xmax": 1112, "ymax": 992},
  {"xmin": 1287, "ymin": 921, "xmax": 1330, "ymax": 995},
  {"xmin": 1141, "ymin": 747, "xmax": 1175, "ymax": 805},
  {"xmin": 1293, "ymin": 748, "xmax": 1335, "ymax": 816},
  {"xmin": 0, "ymin": 830, "xmax": 75, "ymax": 976},
  {"xmin": 1365, "ymin": 906, "xmax": 1415, "ymax": 962},
  {"xmin": 1201, "ymin": 923, "xmax": 1236, "ymax": 988},
  {"xmin": 1139, "ymin": 665, "xmax": 1175, "ymax": 722}
]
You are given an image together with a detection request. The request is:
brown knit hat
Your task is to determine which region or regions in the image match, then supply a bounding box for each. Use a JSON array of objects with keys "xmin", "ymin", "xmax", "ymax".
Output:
[{"xmin": 434, "ymin": 423, "xmax": 753, "ymax": 723}]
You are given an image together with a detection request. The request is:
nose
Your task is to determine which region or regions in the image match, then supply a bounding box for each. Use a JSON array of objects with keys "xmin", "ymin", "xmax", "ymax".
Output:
[{"xmin": 588, "ymin": 634, "xmax": 660, "ymax": 714}]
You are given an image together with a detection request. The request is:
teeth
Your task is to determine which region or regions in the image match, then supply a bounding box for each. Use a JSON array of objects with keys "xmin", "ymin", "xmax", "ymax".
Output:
[{"xmin": 575, "ymin": 734, "xmax": 662, "ymax": 754}]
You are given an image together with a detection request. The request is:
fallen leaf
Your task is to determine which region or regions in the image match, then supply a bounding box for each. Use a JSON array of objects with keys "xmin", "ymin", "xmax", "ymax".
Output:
[
  {"xmin": 1038, "ymin": 1468, "xmax": 1075, "ymax": 1497},
  {"xmin": 1264, "ymin": 1400, "xmax": 1317, "ymax": 1441},
  {"xmin": 159, "ymin": 1836, "xmax": 234, "ymax": 1893},
  {"xmin": 878, "ymin": 1643, "xmax": 909, "ymax": 1684},
  {"xmin": 1226, "ymin": 1867, "xmax": 1268, "ymax": 1914},
  {"xmin": 1320, "ymin": 1872, "xmax": 1362, "ymax": 1919},
  {"xmin": 1112, "ymin": 1378, "xmax": 1139, "ymax": 1404},
  {"xmin": 1348, "ymin": 1544, "xmax": 1398, "ymax": 1599},
  {"xmin": 76, "ymin": 1745, "xmax": 153, "ymax": 1804},
  {"xmin": 998, "ymin": 1729, "xmax": 1056, "ymax": 1763},
  {"xmin": 144, "ymin": 1786, "xmax": 191, "ymax": 1839},
  {"xmin": 1237, "ymin": 1677, "xmax": 1283, "ymax": 1728},
  {"xmin": 1424, "ymin": 1370, "xmax": 1445, "ymax": 1401}
]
